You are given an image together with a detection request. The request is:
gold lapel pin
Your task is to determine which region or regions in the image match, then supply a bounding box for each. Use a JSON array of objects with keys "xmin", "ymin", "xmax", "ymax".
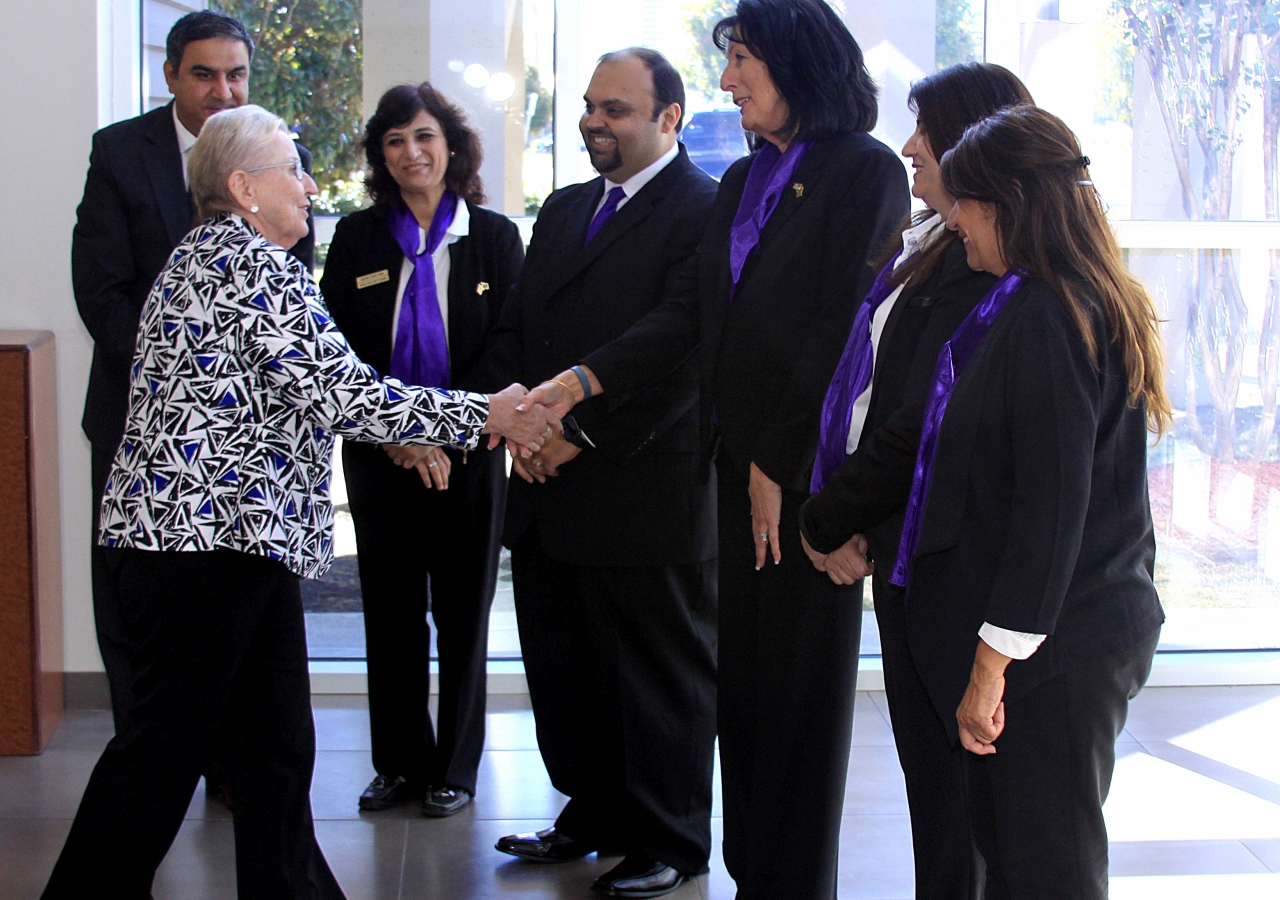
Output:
[
  {"xmin": 793, "ymin": 183, "xmax": 805, "ymax": 198},
  {"xmin": 476, "ymin": 282, "xmax": 490, "ymax": 295}
]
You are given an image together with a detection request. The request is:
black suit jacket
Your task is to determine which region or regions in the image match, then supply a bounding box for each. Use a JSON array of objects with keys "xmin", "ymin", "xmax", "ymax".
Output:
[
  {"xmin": 477, "ymin": 145, "xmax": 719, "ymax": 568},
  {"xmin": 583, "ymin": 131, "xmax": 910, "ymax": 493},
  {"xmin": 798, "ymin": 235, "xmax": 997, "ymax": 564},
  {"xmin": 318, "ymin": 200, "xmax": 524, "ymax": 391},
  {"xmin": 73, "ymin": 101, "xmax": 315, "ymax": 453},
  {"xmin": 899, "ymin": 278, "xmax": 1164, "ymax": 741}
]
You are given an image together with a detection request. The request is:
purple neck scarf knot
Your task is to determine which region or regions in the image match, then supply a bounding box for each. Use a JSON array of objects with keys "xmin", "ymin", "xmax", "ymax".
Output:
[
  {"xmin": 890, "ymin": 269, "xmax": 1026, "ymax": 589},
  {"xmin": 810, "ymin": 249, "xmax": 905, "ymax": 494},
  {"xmin": 388, "ymin": 191, "xmax": 458, "ymax": 389},
  {"xmin": 729, "ymin": 140, "xmax": 811, "ymax": 293}
]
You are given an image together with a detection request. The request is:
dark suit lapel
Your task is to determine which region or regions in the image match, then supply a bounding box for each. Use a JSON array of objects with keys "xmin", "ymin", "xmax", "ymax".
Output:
[
  {"xmin": 540, "ymin": 181, "xmax": 603, "ymax": 296},
  {"xmin": 753, "ymin": 139, "xmax": 835, "ymax": 254},
  {"xmin": 144, "ymin": 103, "xmax": 194, "ymax": 247}
]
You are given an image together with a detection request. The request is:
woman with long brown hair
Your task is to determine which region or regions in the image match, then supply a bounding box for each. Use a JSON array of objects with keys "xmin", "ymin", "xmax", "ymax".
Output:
[
  {"xmin": 798, "ymin": 61, "xmax": 1032, "ymax": 900},
  {"xmin": 896, "ymin": 104, "xmax": 1168, "ymax": 899}
]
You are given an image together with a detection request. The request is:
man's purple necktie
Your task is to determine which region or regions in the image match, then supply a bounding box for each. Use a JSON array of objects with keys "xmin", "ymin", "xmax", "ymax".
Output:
[{"xmin": 585, "ymin": 185, "xmax": 626, "ymax": 244}]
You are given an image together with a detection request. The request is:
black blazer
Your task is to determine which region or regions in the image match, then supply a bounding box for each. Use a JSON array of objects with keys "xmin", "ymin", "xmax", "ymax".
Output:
[
  {"xmin": 584, "ymin": 131, "xmax": 910, "ymax": 493},
  {"xmin": 73, "ymin": 101, "xmax": 315, "ymax": 453},
  {"xmin": 476, "ymin": 145, "xmax": 719, "ymax": 568},
  {"xmin": 899, "ymin": 278, "xmax": 1164, "ymax": 741},
  {"xmin": 318, "ymin": 200, "xmax": 524, "ymax": 391},
  {"xmin": 798, "ymin": 235, "xmax": 997, "ymax": 564}
]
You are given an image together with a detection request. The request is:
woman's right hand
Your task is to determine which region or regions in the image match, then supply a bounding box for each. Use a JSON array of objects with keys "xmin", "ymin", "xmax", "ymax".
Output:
[{"xmin": 483, "ymin": 384, "xmax": 560, "ymax": 456}]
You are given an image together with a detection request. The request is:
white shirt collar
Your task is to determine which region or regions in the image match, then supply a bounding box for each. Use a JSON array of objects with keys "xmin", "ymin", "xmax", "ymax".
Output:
[
  {"xmin": 172, "ymin": 104, "xmax": 199, "ymax": 156},
  {"xmin": 894, "ymin": 213, "xmax": 944, "ymax": 269},
  {"xmin": 604, "ymin": 142, "xmax": 680, "ymax": 201},
  {"xmin": 415, "ymin": 196, "xmax": 471, "ymax": 253}
]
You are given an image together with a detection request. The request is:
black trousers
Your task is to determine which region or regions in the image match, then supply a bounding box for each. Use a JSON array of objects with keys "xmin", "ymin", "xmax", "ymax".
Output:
[
  {"xmin": 42, "ymin": 548, "xmax": 345, "ymax": 900},
  {"xmin": 716, "ymin": 461, "xmax": 864, "ymax": 900},
  {"xmin": 962, "ymin": 627, "xmax": 1161, "ymax": 900},
  {"xmin": 509, "ymin": 528, "xmax": 718, "ymax": 875},
  {"xmin": 873, "ymin": 572, "xmax": 978, "ymax": 900},
  {"xmin": 342, "ymin": 440, "xmax": 506, "ymax": 794},
  {"xmin": 90, "ymin": 443, "xmax": 134, "ymax": 733}
]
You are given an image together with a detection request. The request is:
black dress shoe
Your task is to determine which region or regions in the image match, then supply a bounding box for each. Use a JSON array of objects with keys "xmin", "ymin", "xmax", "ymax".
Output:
[
  {"xmin": 592, "ymin": 856, "xmax": 685, "ymax": 898},
  {"xmin": 358, "ymin": 774, "xmax": 415, "ymax": 811},
  {"xmin": 495, "ymin": 826, "xmax": 596, "ymax": 862},
  {"xmin": 421, "ymin": 786, "xmax": 472, "ymax": 817}
]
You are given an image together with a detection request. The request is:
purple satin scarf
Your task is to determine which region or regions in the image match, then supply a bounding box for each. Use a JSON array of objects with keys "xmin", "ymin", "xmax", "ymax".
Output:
[
  {"xmin": 890, "ymin": 270, "xmax": 1026, "ymax": 588},
  {"xmin": 388, "ymin": 190, "xmax": 458, "ymax": 388},
  {"xmin": 810, "ymin": 249, "xmax": 905, "ymax": 494},
  {"xmin": 728, "ymin": 140, "xmax": 811, "ymax": 294}
]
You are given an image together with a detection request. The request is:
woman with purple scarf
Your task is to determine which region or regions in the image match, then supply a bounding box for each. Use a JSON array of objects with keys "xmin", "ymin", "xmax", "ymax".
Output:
[
  {"xmin": 797, "ymin": 63, "xmax": 1031, "ymax": 900},
  {"xmin": 522, "ymin": 1, "xmax": 908, "ymax": 895},
  {"xmin": 892, "ymin": 106, "xmax": 1168, "ymax": 898},
  {"xmin": 321, "ymin": 83, "xmax": 524, "ymax": 818}
]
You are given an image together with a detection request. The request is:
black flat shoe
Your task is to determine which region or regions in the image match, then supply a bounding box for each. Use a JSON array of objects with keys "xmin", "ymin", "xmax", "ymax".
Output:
[
  {"xmin": 421, "ymin": 786, "xmax": 472, "ymax": 817},
  {"xmin": 358, "ymin": 774, "xmax": 415, "ymax": 811},
  {"xmin": 592, "ymin": 856, "xmax": 685, "ymax": 898},
  {"xmin": 495, "ymin": 826, "xmax": 596, "ymax": 862}
]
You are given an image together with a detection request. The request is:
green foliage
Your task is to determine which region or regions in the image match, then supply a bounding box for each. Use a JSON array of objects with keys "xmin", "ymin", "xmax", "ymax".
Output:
[
  {"xmin": 935, "ymin": 0, "xmax": 980, "ymax": 70},
  {"xmin": 210, "ymin": 0, "xmax": 364, "ymax": 203},
  {"xmin": 526, "ymin": 65, "xmax": 553, "ymax": 142},
  {"xmin": 683, "ymin": 0, "xmax": 737, "ymax": 102},
  {"xmin": 1095, "ymin": 4, "xmax": 1134, "ymax": 125}
]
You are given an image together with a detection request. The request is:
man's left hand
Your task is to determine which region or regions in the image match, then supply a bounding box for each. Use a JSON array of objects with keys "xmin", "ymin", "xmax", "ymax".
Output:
[{"xmin": 957, "ymin": 639, "xmax": 1012, "ymax": 755}]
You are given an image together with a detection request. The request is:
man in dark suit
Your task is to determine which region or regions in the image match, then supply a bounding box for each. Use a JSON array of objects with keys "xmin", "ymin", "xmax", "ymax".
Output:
[
  {"xmin": 480, "ymin": 49, "xmax": 718, "ymax": 899},
  {"xmin": 73, "ymin": 9, "xmax": 313, "ymax": 736}
]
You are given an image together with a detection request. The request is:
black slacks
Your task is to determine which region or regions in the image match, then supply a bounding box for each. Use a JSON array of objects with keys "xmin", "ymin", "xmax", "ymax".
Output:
[
  {"xmin": 873, "ymin": 572, "xmax": 978, "ymax": 900},
  {"xmin": 509, "ymin": 527, "xmax": 718, "ymax": 875},
  {"xmin": 42, "ymin": 548, "xmax": 345, "ymax": 900},
  {"xmin": 90, "ymin": 443, "xmax": 134, "ymax": 733},
  {"xmin": 342, "ymin": 440, "xmax": 506, "ymax": 794},
  {"xmin": 962, "ymin": 627, "xmax": 1161, "ymax": 900},
  {"xmin": 716, "ymin": 461, "xmax": 864, "ymax": 900}
]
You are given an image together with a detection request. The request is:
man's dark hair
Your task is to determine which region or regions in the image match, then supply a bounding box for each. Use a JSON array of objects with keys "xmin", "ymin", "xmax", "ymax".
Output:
[
  {"xmin": 713, "ymin": 0, "xmax": 877, "ymax": 145},
  {"xmin": 363, "ymin": 82, "xmax": 486, "ymax": 206},
  {"xmin": 166, "ymin": 10, "xmax": 255, "ymax": 71},
  {"xmin": 598, "ymin": 47, "xmax": 687, "ymax": 132}
]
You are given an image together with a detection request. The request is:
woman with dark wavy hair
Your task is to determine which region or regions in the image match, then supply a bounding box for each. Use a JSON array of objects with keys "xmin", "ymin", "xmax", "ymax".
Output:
[
  {"xmin": 798, "ymin": 62, "xmax": 1031, "ymax": 900},
  {"xmin": 898, "ymin": 104, "xmax": 1168, "ymax": 899},
  {"xmin": 522, "ymin": 1, "xmax": 908, "ymax": 895},
  {"xmin": 320, "ymin": 82, "xmax": 524, "ymax": 818}
]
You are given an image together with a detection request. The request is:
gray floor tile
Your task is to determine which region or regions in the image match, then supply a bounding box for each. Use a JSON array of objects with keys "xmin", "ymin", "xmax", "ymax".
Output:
[
  {"xmin": 1108, "ymin": 839, "xmax": 1270, "ymax": 876},
  {"xmin": 0, "ymin": 817, "xmax": 71, "ymax": 900},
  {"xmin": 836, "ymin": 814, "xmax": 915, "ymax": 899},
  {"xmin": 843, "ymin": 745, "xmax": 909, "ymax": 816},
  {"xmin": 1125, "ymin": 686, "xmax": 1280, "ymax": 742},
  {"xmin": 316, "ymin": 708, "xmax": 376, "ymax": 752},
  {"xmin": 484, "ymin": 709, "xmax": 540, "ymax": 751},
  {"xmin": 0, "ymin": 749, "xmax": 101, "ymax": 818},
  {"xmin": 472, "ymin": 751, "xmax": 568, "ymax": 821},
  {"xmin": 41, "ymin": 710, "xmax": 114, "ymax": 752},
  {"xmin": 154, "ymin": 819, "xmax": 238, "ymax": 899},
  {"xmin": 317, "ymin": 820, "xmax": 409, "ymax": 900},
  {"xmin": 852, "ymin": 691, "xmax": 897, "ymax": 747},
  {"xmin": 1242, "ymin": 838, "xmax": 1280, "ymax": 873}
]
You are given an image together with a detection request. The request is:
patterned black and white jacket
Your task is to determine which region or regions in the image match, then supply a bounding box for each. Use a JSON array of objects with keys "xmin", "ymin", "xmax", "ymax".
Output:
[{"xmin": 99, "ymin": 213, "xmax": 489, "ymax": 579}]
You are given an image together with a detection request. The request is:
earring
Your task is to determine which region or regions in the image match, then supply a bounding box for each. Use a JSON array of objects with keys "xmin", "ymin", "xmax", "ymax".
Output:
[
  {"xmin": 250, "ymin": 205, "xmax": 259, "ymax": 213},
  {"xmin": 450, "ymin": 152, "xmax": 456, "ymax": 157}
]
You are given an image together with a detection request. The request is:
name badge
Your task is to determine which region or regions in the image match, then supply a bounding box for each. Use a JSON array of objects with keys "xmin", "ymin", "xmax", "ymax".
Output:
[{"xmin": 356, "ymin": 269, "xmax": 390, "ymax": 289}]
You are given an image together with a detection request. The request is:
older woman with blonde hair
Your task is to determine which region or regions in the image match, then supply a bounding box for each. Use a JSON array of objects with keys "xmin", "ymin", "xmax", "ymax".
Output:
[{"xmin": 41, "ymin": 104, "xmax": 554, "ymax": 900}]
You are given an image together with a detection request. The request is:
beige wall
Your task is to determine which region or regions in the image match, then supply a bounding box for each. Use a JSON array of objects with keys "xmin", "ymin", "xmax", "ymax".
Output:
[{"xmin": 1, "ymin": 0, "xmax": 103, "ymax": 673}]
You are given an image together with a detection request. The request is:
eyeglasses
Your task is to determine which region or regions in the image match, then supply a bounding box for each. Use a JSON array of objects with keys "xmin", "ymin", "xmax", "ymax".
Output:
[{"xmin": 243, "ymin": 159, "xmax": 305, "ymax": 180}]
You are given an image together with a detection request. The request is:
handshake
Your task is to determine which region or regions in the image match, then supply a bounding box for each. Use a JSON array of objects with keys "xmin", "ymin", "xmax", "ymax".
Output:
[{"xmin": 482, "ymin": 383, "xmax": 564, "ymax": 455}]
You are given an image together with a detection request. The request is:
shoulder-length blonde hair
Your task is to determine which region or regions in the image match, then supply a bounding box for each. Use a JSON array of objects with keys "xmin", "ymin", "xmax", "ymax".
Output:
[
  {"xmin": 940, "ymin": 105, "xmax": 1172, "ymax": 434},
  {"xmin": 189, "ymin": 104, "xmax": 290, "ymax": 220}
]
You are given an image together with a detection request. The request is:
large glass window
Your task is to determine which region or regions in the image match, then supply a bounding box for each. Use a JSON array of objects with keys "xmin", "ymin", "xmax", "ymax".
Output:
[{"xmin": 150, "ymin": 0, "xmax": 1280, "ymax": 661}]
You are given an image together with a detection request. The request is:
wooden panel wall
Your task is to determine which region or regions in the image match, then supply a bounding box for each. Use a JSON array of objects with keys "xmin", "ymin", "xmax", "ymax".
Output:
[{"xmin": 0, "ymin": 332, "xmax": 62, "ymax": 755}]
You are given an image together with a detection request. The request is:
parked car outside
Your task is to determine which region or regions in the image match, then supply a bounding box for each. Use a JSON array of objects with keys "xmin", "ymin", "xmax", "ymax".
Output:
[{"xmin": 682, "ymin": 109, "xmax": 750, "ymax": 180}]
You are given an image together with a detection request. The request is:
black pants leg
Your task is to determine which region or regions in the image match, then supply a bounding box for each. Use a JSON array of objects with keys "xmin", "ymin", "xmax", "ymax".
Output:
[
  {"xmin": 42, "ymin": 548, "xmax": 345, "ymax": 900},
  {"xmin": 716, "ymin": 461, "xmax": 863, "ymax": 900},
  {"xmin": 510, "ymin": 529, "xmax": 718, "ymax": 874},
  {"xmin": 90, "ymin": 443, "xmax": 134, "ymax": 733},
  {"xmin": 344, "ymin": 442, "xmax": 503, "ymax": 794},
  {"xmin": 873, "ymin": 573, "xmax": 978, "ymax": 900},
  {"xmin": 962, "ymin": 628, "xmax": 1161, "ymax": 900}
]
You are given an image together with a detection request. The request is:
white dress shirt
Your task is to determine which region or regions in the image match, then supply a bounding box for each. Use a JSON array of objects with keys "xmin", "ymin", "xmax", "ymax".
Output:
[
  {"xmin": 390, "ymin": 198, "xmax": 471, "ymax": 348},
  {"xmin": 592, "ymin": 143, "xmax": 680, "ymax": 217},
  {"xmin": 173, "ymin": 105, "xmax": 199, "ymax": 187},
  {"xmin": 845, "ymin": 214, "xmax": 943, "ymax": 453}
]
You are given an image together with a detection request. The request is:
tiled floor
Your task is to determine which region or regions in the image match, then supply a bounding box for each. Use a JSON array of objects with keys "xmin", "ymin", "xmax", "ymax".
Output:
[{"xmin": 3, "ymin": 687, "xmax": 1280, "ymax": 899}]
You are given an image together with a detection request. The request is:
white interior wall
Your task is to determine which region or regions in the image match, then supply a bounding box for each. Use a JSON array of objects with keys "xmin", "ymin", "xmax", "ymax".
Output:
[{"xmin": 0, "ymin": 0, "xmax": 118, "ymax": 674}]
